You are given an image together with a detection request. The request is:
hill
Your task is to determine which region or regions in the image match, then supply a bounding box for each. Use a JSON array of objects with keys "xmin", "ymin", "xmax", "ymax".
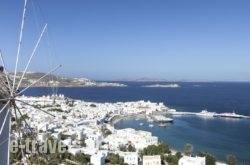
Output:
[{"xmin": 8, "ymin": 72, "xmax": 127, "ymax": 87}]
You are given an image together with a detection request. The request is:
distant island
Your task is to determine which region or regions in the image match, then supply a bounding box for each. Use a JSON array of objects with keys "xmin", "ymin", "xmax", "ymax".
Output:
[
  {"xmin": 9, "ymin": 72, "xmax": 127, "ymax": 87},
  {"xmin": 118, "ymin": 77, "xmax": 169, "ymax": 82},
  {"xmin": 142, "ymin": 83, "xmax": 180, "ymax": 88}
]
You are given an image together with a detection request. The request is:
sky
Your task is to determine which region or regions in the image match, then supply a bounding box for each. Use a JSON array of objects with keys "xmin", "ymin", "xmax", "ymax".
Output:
[{"xmin": 0, "ymin": 0, "xmax": 250, "ymax": 81}]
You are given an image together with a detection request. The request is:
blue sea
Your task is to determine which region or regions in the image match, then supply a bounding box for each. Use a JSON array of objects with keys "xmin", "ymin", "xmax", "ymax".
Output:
[{"xmin": 24, "ymin": 82, "xmax": 250, "ymax": 164}]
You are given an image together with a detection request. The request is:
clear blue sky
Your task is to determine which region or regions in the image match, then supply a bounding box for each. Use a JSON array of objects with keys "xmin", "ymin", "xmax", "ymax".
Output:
[{"xmin": 0, "ymin": 0, "xmax": 250, "ymax": 81}]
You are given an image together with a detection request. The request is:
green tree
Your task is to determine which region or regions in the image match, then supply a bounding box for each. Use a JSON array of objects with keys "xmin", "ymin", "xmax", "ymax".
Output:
[
  {"xmin": 165, "ymin": 155, "xmax": 178, "ymax": 165},
  {"xmin": 73, "ymin": 153, "xmax": 90, "ymax": 164},
  {"xmin": 175, "ymin": 152, "xmax": 182, "ymax": 159},
  {"xmin": 106, "ymin": 153, "xmax": 124, "ymax": 164},
  {"xmin": 183, "ymin": 143, "xmax": 193, "ymax": 156},
  {"xmin": 226, "ymin": 154, "xmax": 237, "ymax": 165},
  {"xmin": 120, "ymin": 145, "xmax": 127, "ymax": 152},
  {"xmin": 164, "ymin": 152, "xmax": 182, "ymax": 165},
  {"xmin": 197, "ymin": 152, "xmax": 216, "ymax": 165},
  {"xmin": 158, "ymin": 143, "xmax": 171, "ymax": 154},
  {"xmin": 127, "ymin": 144, "xmax": 136, "ymax": 152},
  {"xmin": 142, "ymin": 143, "xmax": 170, "ymax": 156}
]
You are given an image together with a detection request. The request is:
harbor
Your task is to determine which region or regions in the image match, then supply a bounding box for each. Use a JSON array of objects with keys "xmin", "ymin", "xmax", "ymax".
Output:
[{"xmin": 21, "ymin": 84, "xmax": 250, "ymax": 164}]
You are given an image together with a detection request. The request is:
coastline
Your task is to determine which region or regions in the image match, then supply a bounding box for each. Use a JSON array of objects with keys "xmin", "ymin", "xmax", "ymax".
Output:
[
  {"xmin": 110, "ymin": 109, "xmax": 168, "ymax": 126},
  {"xmin": 111, "ymin": 113, "xmax": 180, "ymax": 155},
  {"xmin": 110, "ymin": 113, "xmax": 147, "ymax": 126},
  {"xmin": 20, "ymin": 84, "xmax": 250, "ymax": 163}
]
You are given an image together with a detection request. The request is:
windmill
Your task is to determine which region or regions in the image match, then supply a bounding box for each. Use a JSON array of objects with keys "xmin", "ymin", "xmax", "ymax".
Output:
[{"xmin": 0, "ymin": 0, "xmax": 61, "ymax": 164}]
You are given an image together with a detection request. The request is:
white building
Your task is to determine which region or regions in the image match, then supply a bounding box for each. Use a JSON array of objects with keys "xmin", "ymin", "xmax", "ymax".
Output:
[
  {"xmin": 105, "ymin": 128, "xmax": 158, "ymax": 151},
  {"xmin": 143, "ymin": 155, "xmax": 161, "ymax": 165},
  {"xmin": 178, "ymin": 156, "xmax": 206, "ymax": 165},
  {"xmin": 124, "ymin": 153, "xmax": 138, "ymax": 165},
  {"xmin": 90, "ymin": 153, "xmax": 105, "ymax": 165},
  {"xmin": 85, "ymin": 134, "xmax": 102, "ymax": 149}
]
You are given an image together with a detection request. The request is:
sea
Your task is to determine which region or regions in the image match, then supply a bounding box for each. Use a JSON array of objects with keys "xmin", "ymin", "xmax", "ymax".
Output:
[{"xmin": 23, "ymin": 82, "xmax": 250, "ymax": 164}]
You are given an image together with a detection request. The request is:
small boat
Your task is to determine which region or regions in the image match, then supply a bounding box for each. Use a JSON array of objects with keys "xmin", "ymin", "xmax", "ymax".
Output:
[
  {"xmin": 158, "ymin": 123, "xmax": 168, "ymax": 127},
  {"xmin": 149, "ymin": 124, "xmax": 154, "ymax": 127},
  {"xmin": 139, "ymin": 123, "xmax": 144, "ymax": 126},
  {"xmin": 147, "ymin": 118, "xmax": 154, "ymax": 123}
]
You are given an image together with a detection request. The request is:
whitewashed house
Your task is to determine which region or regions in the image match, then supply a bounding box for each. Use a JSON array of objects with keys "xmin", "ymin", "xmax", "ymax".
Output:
[
  {"xmin": 90, "ymin": 153, "xmax": 105, "ymax": 165},
  {"xmin": 143, "ymin": 155, "xmax": 161, "ymax": 165},
  {"xmin": 178, "ymin": 156, "xmax": 206, "ymax": 165},
  {"xmin": 124, "ymin": 153, "xmax": 138, "ymax": 165}
]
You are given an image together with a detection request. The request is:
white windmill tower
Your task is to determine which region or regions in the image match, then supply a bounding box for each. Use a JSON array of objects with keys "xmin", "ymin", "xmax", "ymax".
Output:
[{"xmin": 0, "ymin": 0, "xmax": 61, "ymax": 164}]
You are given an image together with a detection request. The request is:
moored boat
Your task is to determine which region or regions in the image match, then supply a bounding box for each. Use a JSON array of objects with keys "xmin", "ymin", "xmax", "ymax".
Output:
[
  {"xmin": 196, "ymin": 109, "xmax": 216, "ymax": 117},
  {"xmin": 158, "ymin": 123, "xmax": 168, "ymax": 127},
  {"xmin": 214, "ymin": 111, "xmax": 245, "ymax": 118},
  {"xmin": 149, "ymin": 124, "xmax": 154, "ymax": 127},
  {"xmin": 153, "ymin": 115, "xmax": 173, "ymax": 122}
]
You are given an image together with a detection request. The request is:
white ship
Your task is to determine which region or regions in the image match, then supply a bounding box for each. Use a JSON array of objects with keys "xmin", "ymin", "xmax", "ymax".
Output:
[
  {"xmin": 153, "ymin": 115, "xmax": 173, "ymax": 123},
  {"xmin": 214, "ymin": 111, "xmax": 245, "ymax": 119},
  {"xmin": 196, "ymin": 109, "xmax": 216, "ymax": 117}
]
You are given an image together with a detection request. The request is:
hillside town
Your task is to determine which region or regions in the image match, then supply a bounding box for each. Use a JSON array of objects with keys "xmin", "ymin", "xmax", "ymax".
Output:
[
  {"xmin": 7, "ymin": 94, "xmax": 228, "ymax": 165},
  {"xmin": 1, "ymin": 69, "xmax": 234, "ymax": 165}
]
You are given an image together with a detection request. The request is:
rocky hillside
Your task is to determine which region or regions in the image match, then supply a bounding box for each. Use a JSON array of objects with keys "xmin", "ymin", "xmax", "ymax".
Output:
[{"xmin": 8, "ymin": 72, "xmax": 127, "ymax": 87}]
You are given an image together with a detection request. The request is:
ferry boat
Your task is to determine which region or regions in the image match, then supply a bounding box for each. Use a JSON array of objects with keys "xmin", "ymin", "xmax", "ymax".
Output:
[
  {"xmin": 196, "ymin": 109, "xmax": 216, "ymax": 117},
  {"xmin": 214, "ymin": 111, "xmax": 245, "ymax": 119}
]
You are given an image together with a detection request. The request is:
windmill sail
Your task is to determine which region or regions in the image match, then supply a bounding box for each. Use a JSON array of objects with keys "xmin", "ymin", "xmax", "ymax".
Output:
[{"xmin": 0, "ymin": 0, "xmax": 60, "ymax": 163}]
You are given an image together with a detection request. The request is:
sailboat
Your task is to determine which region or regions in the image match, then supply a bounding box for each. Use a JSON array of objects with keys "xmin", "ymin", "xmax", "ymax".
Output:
[{"xmin": 0, "ymin": 0, "xmax": 60, "ymax": 164}]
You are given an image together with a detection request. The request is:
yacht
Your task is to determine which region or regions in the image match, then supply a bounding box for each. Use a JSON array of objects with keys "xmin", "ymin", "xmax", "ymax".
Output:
[
  {"xmin": 196, "ymin": 109, "xmax": 216, "ymax": 117},
  {"xmin": 153, "ymin": 115, "xmax": 173, "ymax": 122}
]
